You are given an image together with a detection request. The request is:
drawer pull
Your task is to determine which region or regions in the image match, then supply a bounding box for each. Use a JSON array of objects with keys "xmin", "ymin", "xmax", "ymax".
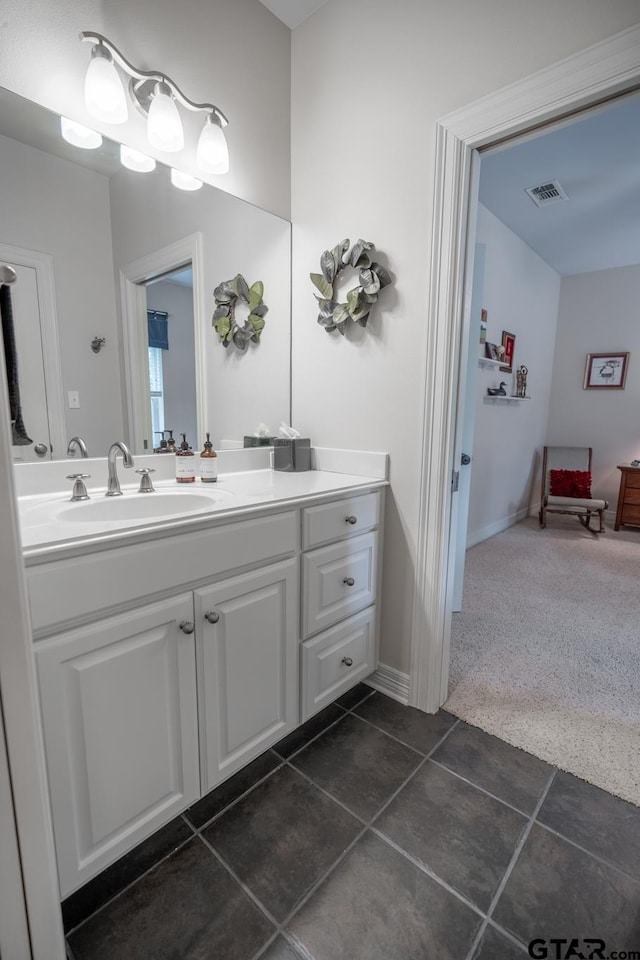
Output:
[
  {"xmin": 179, "ymin": 620, "xmax": 195, "ymax": 634},
  {"xmin": 343, "ymin": 577, "xmax": 355, "ymax": 587},
  {"xmin": 204, "ymin": 611, "xmax": 220, "ymax": 624},
  {"xmin": 341, "ymin": 656, "xmax": 354, "ymax": 667},
  {"xmin": 345, "ymin": 515, "xmax": 358, "ymax": 525}
]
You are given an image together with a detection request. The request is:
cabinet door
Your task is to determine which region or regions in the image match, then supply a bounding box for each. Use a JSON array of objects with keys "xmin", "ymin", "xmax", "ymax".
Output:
[
  {"xmin": 36, "ymin": 595, "xmax": 199, "ymax": 897},
  {"xmin": 195, "ymin": 559, "xmax": 298, "ymax": 793}
]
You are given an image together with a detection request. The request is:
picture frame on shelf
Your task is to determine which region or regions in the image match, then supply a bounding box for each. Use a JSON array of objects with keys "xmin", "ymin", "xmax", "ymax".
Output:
[
  {"xmin": 583, "ymin": 352, "xmax": 629, "ymax": 389},
  {"xmin": 500, "ymin": 330, "xmax": 516, "ymax": 373},
  {"xmin": 485, "ymin": 341, "xmax": 499, "ymax": 361}
]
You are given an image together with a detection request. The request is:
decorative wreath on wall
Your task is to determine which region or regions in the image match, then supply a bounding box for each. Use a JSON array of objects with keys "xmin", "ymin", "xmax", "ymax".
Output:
[
  {"xmin": 310, "ymin": 239, "xmax": 391, "ymax": 335},
  {"xmin": 212, "ymin": 274, "xmax": 268, "ymax": 351}
]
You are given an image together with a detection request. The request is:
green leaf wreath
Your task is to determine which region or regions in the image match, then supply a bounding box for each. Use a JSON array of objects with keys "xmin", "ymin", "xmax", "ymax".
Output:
[
  {"xmin": 212, "ymin": 274, "xmax": 268, "ymax": 351},
  {"xmin": 310, "ymin": 239, "xmax": 391, "ymax": 335}
]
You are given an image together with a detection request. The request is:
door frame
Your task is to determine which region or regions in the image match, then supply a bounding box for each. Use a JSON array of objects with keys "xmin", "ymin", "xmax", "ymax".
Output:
[
  {"xmin": 120, "ymin": 233, "xmax": 205, "ymax": 453},
  {"xmin": 0, "ymin": 242, "xmax": 66, "ymax": 460},
  {"xmin": 409, "ymin": 23, "xmax": 640, "ymax": 712}
]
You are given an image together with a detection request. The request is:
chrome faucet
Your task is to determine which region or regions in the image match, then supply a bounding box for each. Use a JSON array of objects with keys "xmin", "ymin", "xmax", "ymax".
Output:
[
  {"xmin": 67, "ymin": 436, "xmax": 89, "ymax": 458},
  {"xmin": 106, "ymin": 441, "xmax": 134, "ymax": 496}
]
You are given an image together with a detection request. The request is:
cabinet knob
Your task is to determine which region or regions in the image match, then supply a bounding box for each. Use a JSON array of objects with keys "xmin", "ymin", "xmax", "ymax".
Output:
[
  {"xmin": 179, "ymin": 620, "xmax": 195, "ymax": 634},
  {"xmin": 345, "ymin": 515, "xmax": 357, "ymax": 525},
  {"xmin": 341, "ymin": 656, "xmax": 353, "ymax": 667},
  {"xmin": 204, "ymin": 611, "xmax": 220, "ymax": 624},
  {"xmin": 343, "ymin": 577, "xmax": 355, "ymax": 587}
]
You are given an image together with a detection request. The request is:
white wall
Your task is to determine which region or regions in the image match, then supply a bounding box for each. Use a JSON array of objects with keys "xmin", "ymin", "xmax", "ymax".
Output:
[
  {"xmin": 547, "ymin": 264, "xmax": 640, "ymax": 510},
  {"xmin": 291, "ymin": 0, "xmax": 640, "ymax": 675},
  {"xmin": 109, "ymin": 166, "xmax": 291, "ymax": 446},
  {"xmin": 145, "ymin": 281, "xmax": 197, "ymax": 446},
  {"xmin": 0, "ymin": 0, "xmax": 291, "ymax": 218},
  {"xmin": 467, "ymin": 205, "xmax": 561, "ymax": 544},
  {"xmin": 0, "ymin": 133, "xmax": 123, "ymax": 454}
]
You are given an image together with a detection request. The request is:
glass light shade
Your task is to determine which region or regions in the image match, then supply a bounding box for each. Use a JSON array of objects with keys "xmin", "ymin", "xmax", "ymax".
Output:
[
  {"xmin": 170, "ymin": 168, "xmax": 203, "ymax": 191},
  {"xmin": 147, "ymin": 86, "xmax": 184, "ymax": 152},
  {"xmin": 196, "ymin": 118, "xmax": 229, "ymax": 175},
  {"xmin": 120, "ymin": 144, "xmax": 156, "ymax": 173},
  {"xmin": 84, "ymin": 54, "xmax": 128, "ymax": 124},
  {"xmin": 60, "ymin": 117, "xmax": 103, "ymax": 150}
]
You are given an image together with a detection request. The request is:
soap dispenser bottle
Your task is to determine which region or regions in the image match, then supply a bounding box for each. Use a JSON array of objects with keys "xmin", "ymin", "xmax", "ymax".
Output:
[
  {"xmin": 176, "ymin": 433, "xmax": 195, "ymax": 483},
  {"xmin": 199, "ymin": 433, "xmax": 218, "ymax": 482},
  {"xmin": 166, "ymin": 430, "xmax": 177, "ymax": 454}
]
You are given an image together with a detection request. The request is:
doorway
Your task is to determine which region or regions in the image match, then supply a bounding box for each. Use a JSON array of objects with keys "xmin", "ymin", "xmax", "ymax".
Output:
[{"xmin": 409, "ymin": 25, "xmax": 640, "ymax": 714}]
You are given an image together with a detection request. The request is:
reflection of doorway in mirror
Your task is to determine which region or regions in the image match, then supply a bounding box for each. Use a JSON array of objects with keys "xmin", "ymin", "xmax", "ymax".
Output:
[
  {"xmin": 144, "ymin": 265, "xmax": 197, "ymax": 452},
  {"xmin": 0, "ymin": 243, "xmax": 66, "ymax": 462}
]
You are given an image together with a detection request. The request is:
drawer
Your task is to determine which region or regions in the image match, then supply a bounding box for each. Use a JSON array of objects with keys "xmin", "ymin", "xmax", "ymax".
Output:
[
  {"xmin": 301, "ymin": 607, "xmax": 376, "ymax": 721},
  {"xmin": 624, "ymin": 471, "xmax": 640, "ymax": 489},
  {"xmin": 302, "ymin": 491, "xmax": 381, "ymax": 550},
  {"xmin": 620, "ymin": 504, "xmax": 640, "ymax": 525},
  {"xmin": 302, "ymin": 531, "xmax": 377, "ymax": 639},
  {"xmin": 623, "ymin": 486, "xmax": 640, "ymax": 504}
]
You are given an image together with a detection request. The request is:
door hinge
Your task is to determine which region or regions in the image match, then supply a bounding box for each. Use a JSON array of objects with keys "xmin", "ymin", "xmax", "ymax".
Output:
[{"xmin": 452, "ymin": 469, "xmax": 459, "ymax": 492}]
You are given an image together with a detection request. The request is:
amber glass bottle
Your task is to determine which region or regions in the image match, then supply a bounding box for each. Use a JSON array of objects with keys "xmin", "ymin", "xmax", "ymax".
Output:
[
  {"xmin": 199, "ymin": 433, "xmax": 218, "ymax": 482},
  {"xmin": 176, "ymin": 433, "xmax": 195, "ymax": 483}
]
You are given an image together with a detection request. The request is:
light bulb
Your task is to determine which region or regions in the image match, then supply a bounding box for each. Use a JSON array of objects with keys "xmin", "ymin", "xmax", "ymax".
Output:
[
  {"xmin": 84, "ymin": 47, "xmax": 128, "ymax": 124},
  {"xmin": 170, "ymin": 168, "xmax": 203, "ymax": 191},
  {"xmin": 60, "ymin": 117, "xmax": 103, "ymax": 150},
  {"xmin": 196, "ymin": 116, "xmax": 229, "ymax": 175},
  {"xmin": 120, "ymin": 144, "xmax": 156, "ymax": 173},
  {"xmin": 147, "ymin": 82, "xmax": 184, "ymax": 152}
]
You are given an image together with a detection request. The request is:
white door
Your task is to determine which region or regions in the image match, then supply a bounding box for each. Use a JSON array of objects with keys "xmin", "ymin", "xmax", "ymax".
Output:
[
  {"xmin": 195, "ymin": 559, "xmax": 298, "ymax": 793},
  {"xmin": 36, "ymin": 594, "xmax": 200, "ymax": 897},
  {"xmin": 451, "ymin": 242, "xmax": 486, "ymax": 610},
  {"xmin": 4, "ymin": 263, "xmax": 52, "ymax": 461}
]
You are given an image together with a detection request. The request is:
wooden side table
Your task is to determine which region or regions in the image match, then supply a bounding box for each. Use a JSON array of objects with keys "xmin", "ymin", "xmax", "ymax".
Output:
[{"xmin": 614, "ymin": 465, "xmax": 640, "ymax": 530}]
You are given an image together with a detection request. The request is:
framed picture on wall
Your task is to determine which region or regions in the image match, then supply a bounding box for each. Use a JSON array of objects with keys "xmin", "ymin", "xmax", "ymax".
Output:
[
  {"xmin": 500, "ymin": 331, "xmax": 516, "ymax": 373},
  {"xmin": 583, "ymin": 352, "xmax": 629, "ymax": 389},
  {"xmin": 485, "ymin": 342, "xmax": 500, "ymax": 361}
]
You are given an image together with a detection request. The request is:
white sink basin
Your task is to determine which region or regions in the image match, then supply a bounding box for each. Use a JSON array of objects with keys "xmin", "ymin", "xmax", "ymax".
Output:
[{"xmin": 21, "ymin": 490, "xmax": 233, "ymax": 526}]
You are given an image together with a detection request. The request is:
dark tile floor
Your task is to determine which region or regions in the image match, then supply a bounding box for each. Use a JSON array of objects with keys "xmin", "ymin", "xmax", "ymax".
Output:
[{"xmin": 64, "ymin": 685, "xmax": 640, "ymax": 960}]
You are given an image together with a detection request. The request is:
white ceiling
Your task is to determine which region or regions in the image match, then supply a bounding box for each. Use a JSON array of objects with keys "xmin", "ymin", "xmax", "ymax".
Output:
[
  {"xmin": 258, "ymin": 0, "xmax": 329, "ymax": 29},
  {"xmin": 479, "ymin": 91, "xmax": 640, "ymax": 276}
]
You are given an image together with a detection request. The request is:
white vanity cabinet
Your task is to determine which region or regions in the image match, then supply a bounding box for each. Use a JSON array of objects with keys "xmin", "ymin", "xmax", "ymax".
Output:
[
  {"xmin": 300, "ymin": 491, "xmax": 382, "ymax": 719},
  {"xmin": 35, "ymin": 594, "xmax": 200, "ymax": 897},
  {"xmin": 25, "ymin": 482, "xmax": 385, "ymax": 898},
  {"xmin": 194, "ymin": 558, "xmax": 298, "ymax": 793}
]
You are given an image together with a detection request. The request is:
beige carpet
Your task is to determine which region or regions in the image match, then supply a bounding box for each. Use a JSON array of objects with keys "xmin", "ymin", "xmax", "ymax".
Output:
[{"xmin": 445, "ymin": 516, "xmax": 640, "ymax": 806}]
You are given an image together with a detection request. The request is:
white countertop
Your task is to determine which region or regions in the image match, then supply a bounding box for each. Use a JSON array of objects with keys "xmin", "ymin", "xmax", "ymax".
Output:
[{"xmin": 18, "ymin": 468, "xmax": 387, "ymax": 561}]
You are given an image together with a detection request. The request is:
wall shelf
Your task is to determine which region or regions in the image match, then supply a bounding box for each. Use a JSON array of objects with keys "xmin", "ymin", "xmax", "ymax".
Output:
[
  {"xmin": 484, "ymin": 395, "xmax": 531, "ymax": 404},
  {"xmin": 478, "ymin": 356, "xmax": 505, "ymax": 369}
]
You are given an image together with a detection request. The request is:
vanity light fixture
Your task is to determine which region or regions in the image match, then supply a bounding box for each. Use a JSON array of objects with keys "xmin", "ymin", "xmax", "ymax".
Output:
[
  {"xmin": 60, "ymin": 116, "xmax": 103, "ymax": 149},
  {"xmin": 170, "ymin": 168, "xmax": 203, "ymax": 192},
  {"xmin": 80, "ymin": 32, "xmax": 229, "ymax": 173},
  {"xmin": 120, "ymin": 144, "xmax": 156, "ymax": 173}
]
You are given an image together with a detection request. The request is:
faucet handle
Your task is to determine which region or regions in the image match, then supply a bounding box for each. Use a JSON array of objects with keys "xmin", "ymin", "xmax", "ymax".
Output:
[
  {"xmin": 67, "ymin": 473, "xmax": 91, "ymax": 502},
  {"xmin": 136, "ymin": 468, "xmax": 156, "ymax": 493}
]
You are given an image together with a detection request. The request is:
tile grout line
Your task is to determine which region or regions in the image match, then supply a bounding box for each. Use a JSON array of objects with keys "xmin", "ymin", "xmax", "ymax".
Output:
[
  {"xmin": 196, "ymin": 832, "xmax": 282, "ymax": 930},
  {"xmin": 272, "ymin": 708, "xmax": 350, "ymax": 763},
  {"xmin": 282, "ymin": 759, "xmax": 369, "ymax": 825},
  {"xmin": 462, "ymin": 768, "xmax": 558, "ymax": 960},
  {"xmin": 428, "ymin": 756, "xmax": 544, "ymax": 819},
  {"xmin": 185, "ymin": 754, "xmax": 287, "ymax": 833},
  {"xmin": 532, "ymin": 816, "xmax": 640, "ymax": 885},
  {"xmin": 63, "ymin": 831, "xmax": 197, "ymax": 939}
]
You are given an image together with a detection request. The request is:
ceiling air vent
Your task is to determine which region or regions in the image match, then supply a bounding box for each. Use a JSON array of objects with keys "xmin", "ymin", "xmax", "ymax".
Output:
[{"xmin": 525, "ymin": 180, "xmax": 568, "ymax": 207}]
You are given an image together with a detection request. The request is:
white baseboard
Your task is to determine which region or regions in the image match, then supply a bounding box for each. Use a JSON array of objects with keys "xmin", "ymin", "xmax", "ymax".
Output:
[
  {"xmin": 365, "ymin": 663, "xmax": 410, "ymax": 704},
  {"xmin": 466, "ymin": 505, "xmax": 530, "ymax": 549}
]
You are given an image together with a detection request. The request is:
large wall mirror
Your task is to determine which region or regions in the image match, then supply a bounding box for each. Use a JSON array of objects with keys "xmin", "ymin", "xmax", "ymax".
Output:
[{"xmin": 0, "ymin": 87, "xmax": 291, "ymax": 462}]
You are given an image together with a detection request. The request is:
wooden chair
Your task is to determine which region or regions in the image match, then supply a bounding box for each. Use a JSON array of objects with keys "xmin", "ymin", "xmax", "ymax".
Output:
[{"xmin": 539, "ymin": 446, "xmax": 608, "ymax": 534}]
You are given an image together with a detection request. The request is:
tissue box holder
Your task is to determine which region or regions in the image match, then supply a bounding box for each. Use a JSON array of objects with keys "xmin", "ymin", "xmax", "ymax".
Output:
[{"xmin": 273, "ymin": 437, "xmax": 311, "ymax": 472}]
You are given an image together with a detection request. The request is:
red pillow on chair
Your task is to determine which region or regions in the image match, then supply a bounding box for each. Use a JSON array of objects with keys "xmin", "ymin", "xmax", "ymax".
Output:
[{"xmin": 549, "ymin": 469, "xmax": 592, "ymax": 498}]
